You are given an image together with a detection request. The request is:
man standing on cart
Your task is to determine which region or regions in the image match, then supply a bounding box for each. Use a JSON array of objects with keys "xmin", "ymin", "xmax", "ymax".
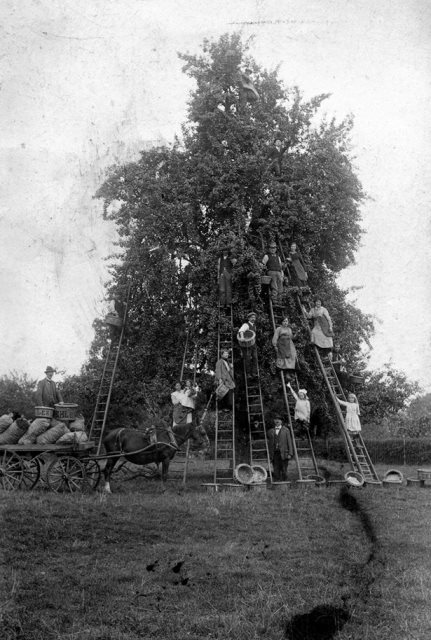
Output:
[{"xmin": 35, "ymin": 366, "xmax": 64, "ymax": 408}]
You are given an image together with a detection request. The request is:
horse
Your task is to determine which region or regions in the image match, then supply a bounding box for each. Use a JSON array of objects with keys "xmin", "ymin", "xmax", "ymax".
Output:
[{"xmin": 102, "ymin": 419, "xmax": 209, "ymax": 493}]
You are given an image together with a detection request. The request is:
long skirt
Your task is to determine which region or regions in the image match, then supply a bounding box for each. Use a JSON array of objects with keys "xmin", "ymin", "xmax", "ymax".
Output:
[{"xmin": 276, "ymin": 334, "xmax": 297, "ymax": 370}]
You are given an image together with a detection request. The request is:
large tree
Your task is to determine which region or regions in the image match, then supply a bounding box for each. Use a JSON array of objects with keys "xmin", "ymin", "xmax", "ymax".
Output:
[{"xmin": 86, "ymin": 33, "xmax": 375, "ymax": 430}]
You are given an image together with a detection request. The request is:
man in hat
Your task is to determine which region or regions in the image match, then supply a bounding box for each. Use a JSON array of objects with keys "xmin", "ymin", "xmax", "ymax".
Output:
[
  {"xmin": 217, "ymin": 248, "xmax": 237, "ymax": 307},
  {"xmin": 262, "ymin": 242, "xmax": 285, "ymax": 304},
  {"xmin": 267, "ymin": 416, "xmax": 293, "ymax": 481},
  {"xmin": 238, "ymin": 312, "xmax": 258, "ymax": 378},
  {"xmin": 35, "ymin": 367, "xmax": 64, "ymax": 408},
  {"xmin": 215, "ymin": 349, "xmax": 235, "ymax": 411}
]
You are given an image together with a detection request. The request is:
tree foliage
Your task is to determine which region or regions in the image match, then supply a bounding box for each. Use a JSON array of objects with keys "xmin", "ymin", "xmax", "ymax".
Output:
[
  {"xmin": 0, "ymin": 372, "xmax": 37, "ymax": 418},
  {"xmin": 85, "ymin": 33, "xmax": 377, "ymax": 431}
]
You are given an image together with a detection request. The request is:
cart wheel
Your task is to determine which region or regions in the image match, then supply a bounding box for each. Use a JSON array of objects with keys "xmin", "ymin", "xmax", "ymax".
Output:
[
  {"xmin": 0, "ymin": 452, "xmax": 24, "ymax": 491},
  {"xmin": 46, "ymin": 457, "xmax": 86, "ymax": 493},
  {"xmin": 83, "ymin": 459, "xmax": 101, "ymax": 490},
  {"xmin": 21, "ymin": 456, "xmax": 41, "ymax": 490}
]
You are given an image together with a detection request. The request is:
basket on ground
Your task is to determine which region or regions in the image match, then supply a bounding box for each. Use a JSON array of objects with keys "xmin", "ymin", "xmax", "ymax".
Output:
[
  {"xmin": 237, "ymin": 329, "xmax": 255, "ymax": 348},
  {"xmin": 234, "ymin": 463, "xmax": 254, "ymax": 485},
  {"xmin": 345, "ymin": 471, "xmax": 365, "ymax": 487},
  {"xmin": 104, "ymin": 313, "xmax": 123, "ymax": 327},
  {"xmin": 54, "ymin": 403, "xmax": 78, "ymax": 421},
  {"xmin": 251, "ymin": 465, "xmax": 268, "ymax": 483},
  {"xmin": 383, "ymin": 469, "xmax": 403, "ymax": 484},
  {"xmin": 306, "ymin": 474, "xmax": 325, "ymax": 485},
  {"xmin": 34, "ymin": 406, "xmax": 54, "ymax": 419}
]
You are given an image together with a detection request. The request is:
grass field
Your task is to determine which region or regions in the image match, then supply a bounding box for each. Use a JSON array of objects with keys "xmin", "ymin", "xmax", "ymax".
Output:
[{"xmin": 1, "ymin": 463, "xmax": 431, "ymax": 640}]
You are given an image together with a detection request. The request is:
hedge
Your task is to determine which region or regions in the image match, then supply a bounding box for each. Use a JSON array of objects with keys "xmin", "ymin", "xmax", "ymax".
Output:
[{"xmin": 312, "ymin": 438, "xmax": 431, "ymax": 465}]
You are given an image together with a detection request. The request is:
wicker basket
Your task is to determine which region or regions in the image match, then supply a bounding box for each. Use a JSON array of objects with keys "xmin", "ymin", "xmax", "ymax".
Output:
[
  {"xmin": 34, "ymin": 406, "xmax": 54, "ymax": 418},
  {"xmin": 345, "ymin": 471, "xmax": 365, "ymax": 487},
  {"xmin": 104, "ymin": 313, "xmax": 123, "ymax": 327},
  {"xmin": 383, "ymin": 469, "xmax": 403, "ymax": 484},
  {"xmin": 251, "ymin": 465, "xmax": 268, "ymax": 483},
  {"xmin": 234, "ymin": 463, "xmax": 254, "ymax": 485},
  {"xmin": 261, "ymin": 275, "xmax": 272, "ymax": 285},
  {"xmin": 237, "ymin": 329, "xmax": 256, "ymax": 348},
  {"xmin": 306, "ymin": 474, "xmax": 325, "ymax": 485},
  {"xmin": 54, "ymin": 403, "xmax": 78, "ymax": 421}
]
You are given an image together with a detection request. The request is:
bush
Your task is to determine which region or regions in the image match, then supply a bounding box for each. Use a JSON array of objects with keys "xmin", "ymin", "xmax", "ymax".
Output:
[{"xmin": 313, "ymin": 438, "xmax": 431, "ymax": 465}]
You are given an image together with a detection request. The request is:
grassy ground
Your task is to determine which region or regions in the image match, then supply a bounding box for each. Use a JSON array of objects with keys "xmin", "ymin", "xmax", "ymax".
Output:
[{"xmin": 1, "ymin": 463, "xmax": 431, "ymax": 640}]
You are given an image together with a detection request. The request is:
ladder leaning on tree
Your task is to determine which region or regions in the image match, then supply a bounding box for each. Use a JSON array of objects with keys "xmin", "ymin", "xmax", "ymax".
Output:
[
  {"xmin": 213, "ymin": 303, "xmax": 237, "ymax": 484},
  {"xmin": 241, "ymin": 341, "xmax": 273, "ymax": 482},
  {"xmin": 268, "ymin": 298, "xmax": 319, "ymax": 480},
  {"xmin": 296, "ymin": 296, "xmax": 380, "ymax": 484},
  {"xmin": 89, "ymin": 282, "xmax": 132, "ymax": 455}
]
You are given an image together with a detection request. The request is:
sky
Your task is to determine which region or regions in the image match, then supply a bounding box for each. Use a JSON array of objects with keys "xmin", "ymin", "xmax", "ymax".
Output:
[{"xmin": 1, "ymin": 0, "xmax": 430, "ymax": 388}]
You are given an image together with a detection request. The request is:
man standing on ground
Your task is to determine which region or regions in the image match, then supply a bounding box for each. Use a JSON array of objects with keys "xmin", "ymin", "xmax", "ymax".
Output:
[{"xmin": 267, "ymin": 416, "xmax": 293, "ymax": 481}]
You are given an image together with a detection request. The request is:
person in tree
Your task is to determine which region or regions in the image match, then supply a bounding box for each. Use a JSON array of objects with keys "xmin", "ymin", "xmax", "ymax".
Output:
[
  {"xmin": 182, "ymin": 379, "xmax": 199, "ymax": 425},
  {"xmin": 218, "ymin": 247, "xmax": 237, "ymax": 307},
  {"xmin": 238, "ymin": 311, "xmax": 258, "ymax": 378},
  {"xmin": 267, "ymin": 137, "xmax": 289, "ymax": 176},
  {"xmin": 286, "ymin": 383, "xmax": 311, "ymax": 437},
  {"xmin": 302, "ymin": 298, "xmax": 334, "ymax": 360},
  {"xmin": 332, "ymin": 342, "xmax": 350, "ymax": 391},
  {"xmin": 337, "ymin": 393, "xmax": 361, "ymax": 439},
  {"xmin": 267, "ymin": 416, "xmax": 293, "ymax": 481},
  {"xmin": 215, "ymin": 349, "xmax": 235, "ymax": 412},
  {"xmin": 105, "ymin": 294, "xmax": 125, "ymax": 342},
  {"xmin": 272, "ymin": 317, "xmax": 297, "ymax": 380},
  {"xmin": 238, "ymin": 68, "xmax": 259, "ymax": 106},
  {"xmin": 35, "ymin": 366, "xmax": 64, "ymax": 408},
  {"xmin": 287, "ymin": 242, "xmax": 308, "ymax": 288},
  {"xmin": 262, "ymin": 241, "xmax": 285, "ymax": 305}
]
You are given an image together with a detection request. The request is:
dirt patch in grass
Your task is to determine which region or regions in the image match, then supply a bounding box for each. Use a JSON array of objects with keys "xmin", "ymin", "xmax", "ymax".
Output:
[{"xmin": 1, "ymin": 478, "xmax": 431, "ymax": 639}]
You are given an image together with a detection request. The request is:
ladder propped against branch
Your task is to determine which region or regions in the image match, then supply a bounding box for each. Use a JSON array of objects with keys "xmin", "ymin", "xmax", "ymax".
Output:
[
  {"xmin": 89, "ymin": 283, "xmax": 132, "ymax": 455},
  {"xmin": 268, "ymin": 298, "xmax": 319, "ymax": 480},
  {"xmin": 297, "ymin": 297, "xmax": 380, "ymax": 484},
  {"xmin": 243, "ymin": 356, "xmax": 272, "ymax": 481},
  {"xmin": 213, "ymin": 304, "xmax": 236, "ymax": 483}
]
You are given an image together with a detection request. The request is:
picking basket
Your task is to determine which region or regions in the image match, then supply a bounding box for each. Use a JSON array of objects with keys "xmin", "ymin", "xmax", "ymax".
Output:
[
  {"xmin": 345, "ymin": 471, "xmax": 365, "ymax": 488},
  {"xmin": 251, "ymin": 465, "xmax": 268, "ymax": 483},
  {"xmin": 54, "ymin": 403, "xmax": 78, "ymax": 421},
  {"xmin": 234, "ymin": 463, "xmax": 254, "ymax": 485},
  {"xmin": 261, "ymin": 275, "xmax": 272, "ymax": 285},
  {"xmin": 383, "ymin": 469, "xmax": 403, "ymax": 485},
  {"xmin": 34, "ymin": 406, "xmax": 54, "ymax": 419},
  {"xmin": 237, "ymin": 329, "xmax": 256, "ymax": 348},
  {"xmin": 306, "ymin": 474, "xmax": 325, "ymax": 485}
]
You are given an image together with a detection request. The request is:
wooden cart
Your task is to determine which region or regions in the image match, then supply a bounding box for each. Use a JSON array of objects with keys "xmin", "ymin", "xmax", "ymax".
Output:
[{"xmin": 0, "ymin": 442, "xmax": 100, "ymax": 493}]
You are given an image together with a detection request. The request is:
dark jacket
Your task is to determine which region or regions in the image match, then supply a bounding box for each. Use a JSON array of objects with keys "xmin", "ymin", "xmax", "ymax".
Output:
[
  {"xmin": 35, "ymin": 378, "xmax": 63, "ymax": 407},
  {"xmin": 267, "ymin": 426, "xmax": 293, "ymax": 460}
]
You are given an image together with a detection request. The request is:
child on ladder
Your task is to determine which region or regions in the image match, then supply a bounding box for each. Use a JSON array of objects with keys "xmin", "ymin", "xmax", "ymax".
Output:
[
  {"xmin": 286, "ymin": 383, "xmax": 311, "ymax": 437},
  {"xmin": 336, "ymin": 393, "xmax": 361, "ymax": 440}
]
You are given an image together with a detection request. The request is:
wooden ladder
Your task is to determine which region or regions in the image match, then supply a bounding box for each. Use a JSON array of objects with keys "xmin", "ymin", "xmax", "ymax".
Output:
[
  {"xmin": 213, "ymin": 304, "xmax": 236, "ymax": 483},
  {"xmin": 89, "ymin": 284, "xmax": 131, "ymax": 454},
  {"xmin": 297, "ymin": 296, "xmax": 380, "ymax": 485},
  {"xmin": 244, "ymin": 359, "xmax": 272, "ymax": 480},
  {"xmin": 269, "ymin": 298, "xmax": 319, "ymax": 480}
]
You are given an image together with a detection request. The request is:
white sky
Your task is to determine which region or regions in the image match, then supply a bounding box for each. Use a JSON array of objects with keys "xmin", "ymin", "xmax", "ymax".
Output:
[{"xmin": 1, "ymin": 0, "xmax": 430, "ymax": 388}]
